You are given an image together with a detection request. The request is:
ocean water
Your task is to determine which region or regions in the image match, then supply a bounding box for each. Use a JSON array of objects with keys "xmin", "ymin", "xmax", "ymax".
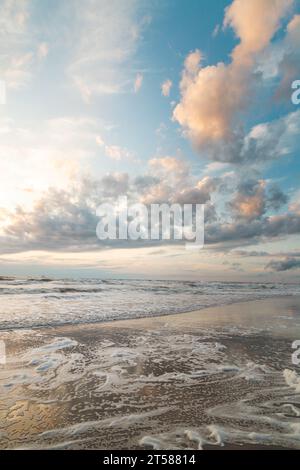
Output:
[{"xmin": 0, "ymin": 277, "xmax": 299, "ymax": 329}]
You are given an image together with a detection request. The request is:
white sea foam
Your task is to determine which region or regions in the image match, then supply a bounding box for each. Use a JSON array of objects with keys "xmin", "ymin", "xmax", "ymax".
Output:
[
  {"xmin": 283, "ymin": 369, "xmax": 300, "ymax": 392},
  {"xmin": 40, "ymin": 407, "xmax": 172, "ymax": 440},
  {"xmin": 282, "ymin": 404, "xmax": 300, "ymax": 416},
  {"xmin": 0, "ymin": 278, "xmax": 298, "ymax": 329}
]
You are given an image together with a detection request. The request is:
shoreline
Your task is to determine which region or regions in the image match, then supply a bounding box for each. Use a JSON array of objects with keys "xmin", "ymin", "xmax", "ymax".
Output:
[
  {"xmin": 44, "ymin": 295, "xmax": 300, "ymax": 340},
  {"xmin": 0, "ymin": 293, "xmax": 297, "ymax": 333}
]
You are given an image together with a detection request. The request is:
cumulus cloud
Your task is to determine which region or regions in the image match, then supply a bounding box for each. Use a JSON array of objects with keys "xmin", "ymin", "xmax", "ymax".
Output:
[
  {"xmin": 229, "ymin": 179, "xmax": 288, "ymax": 220},
  {"xmin": 173, "ymin": 0, "xmax": 294, "ymax": 159},
  {"xmin": 133, "ymin": 157, "xmax": 219, "ymax": 224},
  {"xmin": 224, "ymin": 0, "xmax": 293, "ymax": 64},
  {"xmin": 0, "ymin": 174, "xmax": 133, "ymax": 254},
  {"xmin": 161, "ymin": 79, "xmax": 172, "ymax": 97},
  {"xmin": 199, "ymin": 107, "xmax": 300, "ymax": 164},
  {"xmin": 240, "ymin": 110, "xmax": 300, "ymax": 163},
  {"xmin": 1, "ymin": 181, "xmax": 99, "ymax": 254},
  {"xmin": 148, "ymin": 156, "xmax": 189, "ymax": 179},
  {"xmin": 183, "ymin": 49, "xmax": 203, "ymax": 75},
  {"xmin": 206, "ymin": 210, "xmax": 300, "ymax": 247},
  {"xmin": 229, "ymin": 180, "xmax": 266, "ymax": 219},
  {"xmin": 1, "ymin": 153, "xmax": 223, "ymax": 254},
  {"xmin": 137, "ymin": 162, "xmax": 179, "ymax": 204},
  {"xmin": 0, "ymin": 162, "xmax": 298, "ymax": 254},
  {"xmin": 140, "ymin": 156, "xmax": 192, "ymax": 204}
]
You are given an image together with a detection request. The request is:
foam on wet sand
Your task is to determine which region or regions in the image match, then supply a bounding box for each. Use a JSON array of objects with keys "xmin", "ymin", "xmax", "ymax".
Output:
[{"xmin": 0, "ymin": 296, "xmax": 300, "ymax": 449}]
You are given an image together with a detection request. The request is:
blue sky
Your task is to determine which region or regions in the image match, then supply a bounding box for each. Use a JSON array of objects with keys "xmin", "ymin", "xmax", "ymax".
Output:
[{"xmin": 0, "ymin": 0, "xmax": 300, "ymax": 280}]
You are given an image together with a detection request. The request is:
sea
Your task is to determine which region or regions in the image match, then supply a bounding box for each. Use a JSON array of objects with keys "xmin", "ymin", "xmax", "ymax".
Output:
[{"xmin": 0, "ymin": 277, "xmax": 299, "ymax": 330}]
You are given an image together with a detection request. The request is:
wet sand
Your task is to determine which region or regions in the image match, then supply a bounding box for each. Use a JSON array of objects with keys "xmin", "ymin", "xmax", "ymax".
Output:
[{"xmin": 0, "ymin": 296, "xmax": 300, "ymax": 450}]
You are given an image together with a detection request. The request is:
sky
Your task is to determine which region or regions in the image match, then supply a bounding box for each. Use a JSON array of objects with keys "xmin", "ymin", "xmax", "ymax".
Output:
[{"xmin": 0, "ymin": 0, "xmax": 300, "ymax": 281}]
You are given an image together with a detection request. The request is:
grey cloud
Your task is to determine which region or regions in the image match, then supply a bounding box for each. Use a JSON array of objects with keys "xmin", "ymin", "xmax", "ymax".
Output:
[
  {"xmin": 263, "ymin": 212, "xmax": 300, "ymax": 237},
  {"xmin": 133, "ymin": 175, "xmax": 160, "ymax": 190},
  {"xmin": 274, "ymin": 15, "xmax": 300, "ymax": 102},
  {"xmin": 236, "ymin": 179, "xmax": 261, "ymax": 196},
  {"xmin": 101, "ymin": 173, "xmax": 129, "ymax": 197},
  {"xmin": 206, "ymin": 211, "xmax": 300, "ymax": 246},
  {"xmin": 228, "ymin": 178, "xmax": 288, "ymax": 221},
  {"xmin": 0, "ymin": 174, "xmax": 131, "ymax": 254},
  {"xmin": 0, "ymin": 170, "xmax": 299, "ymax": 255},
  {"xmin": 2, "ymin": 188, "xmax": 99, "ymax": 254},
  {"xmin": 266, "ymin": 184, "xmax": 288, "ymax": 210},
  {"xmin": 232, "ymin": 250, "xmax": 270, "ymax": 257},
  {"xmin": 265, "ymin": 257, "xmax": 300, "ymax": 272},
  {"xmin": 203, "ymin": 110, "xmax": 300, "ymax": 164},
  {"xmin": 172, "ymin": 187, "xmax": 210, "ymax": 205},
  {"xmin": 136, "ymin": 158, "xmax": 220, "ymax": 206},
  {"xmin": 241, "ymin": 111, "xmax": 300, "ymax": 163},
  {"xmin": 232, "ymin": 249, "xmax": 300, "ymax": 258}
]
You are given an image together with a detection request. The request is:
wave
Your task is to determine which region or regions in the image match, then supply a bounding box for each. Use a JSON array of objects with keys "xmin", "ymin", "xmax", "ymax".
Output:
[{"xmin": 0, "ymin": 278, "xmax": 298, "ymax": 330}]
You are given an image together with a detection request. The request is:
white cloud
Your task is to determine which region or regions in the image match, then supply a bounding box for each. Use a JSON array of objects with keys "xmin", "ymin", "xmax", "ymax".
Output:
[
  {"xmin": 37, "ymin": 42, "xmax": 49, "ymax": 60},
  {"xmin": 212, "ymin": 24, "xmax": 220, "ymax": 37},
  {"xmin": 134, "ymin": 72, "xmax": 143, "ymax": 93},
  {"xmin": 0, "ymin": 0, "xmax": 50, "ymax": 90},
  {"xmin": 161, "ymin": 79, "xmax": 172, "ymax": 97},
  {"xmin": 173, "ymin": 0, "xmax": 293, "ymax": 152},
  {"xmin": 104, "ymin": 145, "xmax": 132, "ymax": 161},
  {"xmin": 96, "ymin": 134, "xmax": 134, "ymax": 161},
  {"xmin": 66, "ymin": 0, "xmax": 147, "ymax": 101}
]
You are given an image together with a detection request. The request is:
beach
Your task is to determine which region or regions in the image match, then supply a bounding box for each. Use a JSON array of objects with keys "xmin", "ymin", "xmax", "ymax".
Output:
[
  {"xmin": 1, "ymin": 295, "xmax": 300, "ymax": 450},
  {"xmin": 1, "ymin": 0, "xmax": 299, "ymax": 458}
]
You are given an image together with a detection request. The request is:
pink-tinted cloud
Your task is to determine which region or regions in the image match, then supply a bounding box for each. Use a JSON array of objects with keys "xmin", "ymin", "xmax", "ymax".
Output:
[
  {"xmin": 161, "ymin": 79, "xmax": 172, "ymax": 97},
  {"xmin": 173, "ymin": 0, "xmax": 293, "ymax": 151}
]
